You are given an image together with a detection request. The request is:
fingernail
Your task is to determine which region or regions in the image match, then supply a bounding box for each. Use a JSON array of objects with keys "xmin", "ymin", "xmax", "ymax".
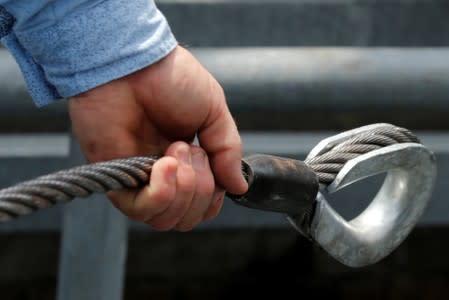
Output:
[
  {"xmin": 177, "ymin": 144, "xmax": 191, "ymax": 165},
  {"xmin": 192, "ymin": 151, "xmax": 206, "ymax": 170}
]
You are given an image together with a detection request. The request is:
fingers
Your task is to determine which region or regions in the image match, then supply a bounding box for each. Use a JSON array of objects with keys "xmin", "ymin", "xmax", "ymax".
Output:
[
  {"xmin": 146, "ymin": 142, "xmax": 197, "ymax": 230},
  {"xmin": 131, "ymin": 47, "xmax": 248, "ymax": 196},
  {"xmin": 173, "ymin": 146, "xmax": 215, "ymax": 231},
  {"xmin": 108, "ymin": 142, "xmax": 223, "ymax": 231},
  {"xmin": 203, "ymin": 187, "xmax": 225, "ymax": 221},
  {"xmin": 107, "ymin": 156, "xmax": 179, "ymax": 222},
  {"xmin": 198, "ymin": 78, "xmax": 248, "ymax": 195}
]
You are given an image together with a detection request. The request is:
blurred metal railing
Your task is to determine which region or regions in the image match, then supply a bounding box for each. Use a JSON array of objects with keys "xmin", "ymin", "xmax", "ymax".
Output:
[{"xmin": 3, "ymin": 48, "xmax": 449, "ymax": 114}]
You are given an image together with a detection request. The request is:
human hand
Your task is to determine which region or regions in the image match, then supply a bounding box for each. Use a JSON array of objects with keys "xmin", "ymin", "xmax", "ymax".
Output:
[{"xmin": 68, "ymin": 46, "xmax": 248, "ymax": 231}]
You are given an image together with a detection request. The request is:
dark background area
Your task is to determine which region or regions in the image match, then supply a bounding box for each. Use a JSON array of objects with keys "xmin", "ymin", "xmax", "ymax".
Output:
[{"xmin": 1, "ymin": 227, "xmax": 449, "ymax": 300}]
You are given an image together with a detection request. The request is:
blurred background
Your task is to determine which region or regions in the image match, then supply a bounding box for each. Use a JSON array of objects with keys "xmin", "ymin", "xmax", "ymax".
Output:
[{"xmin": 1, "ymin": 0, "xmax": 449, "ymax": 299}]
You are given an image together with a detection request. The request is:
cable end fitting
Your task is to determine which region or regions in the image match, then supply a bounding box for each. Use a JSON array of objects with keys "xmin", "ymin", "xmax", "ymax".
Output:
[{"xmin": 227, "ymin": 153, "xmax": 319, "ymax": 215}]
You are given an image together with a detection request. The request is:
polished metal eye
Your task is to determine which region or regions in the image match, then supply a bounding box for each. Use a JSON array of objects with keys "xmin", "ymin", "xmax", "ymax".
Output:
[{"xmin": 287, "ymin": 124, "xmax": 437, "ymax": 267}]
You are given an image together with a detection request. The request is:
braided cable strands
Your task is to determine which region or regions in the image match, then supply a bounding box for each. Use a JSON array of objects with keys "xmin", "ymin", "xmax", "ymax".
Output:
[
  {"xmin": 0, "ymin": 156, "xmax": 158, "ymax": 221},
  {"xmin": 0, "ymin": 124, "xmax": 420, "ymax": 222},
  {"xmin": 304, "ymin": 124, "xmax": 420, "ymax": 184}
]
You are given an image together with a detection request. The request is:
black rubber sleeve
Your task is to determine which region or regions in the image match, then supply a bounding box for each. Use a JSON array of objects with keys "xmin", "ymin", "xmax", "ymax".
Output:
[{"xmin": 226, "ymin": 153, "xmax": 319, "ymax": 215}]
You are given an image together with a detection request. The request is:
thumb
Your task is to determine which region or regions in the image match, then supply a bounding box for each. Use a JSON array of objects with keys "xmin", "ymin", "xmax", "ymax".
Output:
[{"xmin": 198, "ymin": 89, "xmax": 248, "ymax": 195}]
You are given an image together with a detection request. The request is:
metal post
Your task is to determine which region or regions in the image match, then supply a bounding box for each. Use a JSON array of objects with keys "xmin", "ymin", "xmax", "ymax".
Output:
[{"xmin": 56, "ymin": 134, "xmax": 128, "ymax": 300}]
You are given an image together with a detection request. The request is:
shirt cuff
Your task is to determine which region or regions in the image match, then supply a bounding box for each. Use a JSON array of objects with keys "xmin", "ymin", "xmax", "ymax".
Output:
[{"xmin": 2, "ymin": 0, "xmax": 177, "ymax": 107}]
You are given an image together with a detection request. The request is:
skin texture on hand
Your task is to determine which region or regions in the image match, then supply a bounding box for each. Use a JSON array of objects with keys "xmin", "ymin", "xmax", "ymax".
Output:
[{"xmin": 68, "ymin": 46, "xmax": 248, "ymax": 231}]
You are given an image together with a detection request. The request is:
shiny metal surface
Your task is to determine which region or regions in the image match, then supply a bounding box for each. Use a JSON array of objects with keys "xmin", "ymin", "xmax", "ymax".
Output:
[{"xmin": 288, "ymin": 124, "xmax": 437, "ymax": 267}]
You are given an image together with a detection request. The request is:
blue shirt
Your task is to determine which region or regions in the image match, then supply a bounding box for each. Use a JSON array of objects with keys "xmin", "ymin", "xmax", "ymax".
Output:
[{"xmin": 0, "ymin": 0, "xmax": 178, "ymax": 106}]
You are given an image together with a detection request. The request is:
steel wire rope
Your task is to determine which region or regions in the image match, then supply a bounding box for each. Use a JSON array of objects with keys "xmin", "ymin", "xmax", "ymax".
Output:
[{"xmin": 0, "ymin": 124, "xmax": 419, "ymax": 222}]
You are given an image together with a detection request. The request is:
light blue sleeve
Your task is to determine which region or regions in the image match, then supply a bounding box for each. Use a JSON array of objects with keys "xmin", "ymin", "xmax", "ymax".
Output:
[{"xmin": 0, "ymin": 0, "xmax": 178, "ymax": 106}]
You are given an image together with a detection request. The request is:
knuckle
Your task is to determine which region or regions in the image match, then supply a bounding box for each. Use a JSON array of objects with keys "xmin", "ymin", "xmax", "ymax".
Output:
[{"xmin": 229, "ymin": 137, "xmax": 243, "ymax": 151}]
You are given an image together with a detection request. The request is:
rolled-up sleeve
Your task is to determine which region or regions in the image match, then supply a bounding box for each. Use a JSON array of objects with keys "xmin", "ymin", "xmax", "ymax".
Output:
[{"xmin": 0, "ymin": 0, "xmax": 178, "ymax": 106}]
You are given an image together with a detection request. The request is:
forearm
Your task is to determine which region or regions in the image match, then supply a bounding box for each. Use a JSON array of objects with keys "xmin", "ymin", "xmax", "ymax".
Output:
[{"xmin": 0, "ymin": 0, "xmax": 177, "ymax": 106}]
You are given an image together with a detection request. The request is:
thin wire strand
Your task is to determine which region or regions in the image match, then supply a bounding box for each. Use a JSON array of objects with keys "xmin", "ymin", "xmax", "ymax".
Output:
[{"xmin": 304, "ymin": 124, "xmax": 419, "ymax": 184}]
